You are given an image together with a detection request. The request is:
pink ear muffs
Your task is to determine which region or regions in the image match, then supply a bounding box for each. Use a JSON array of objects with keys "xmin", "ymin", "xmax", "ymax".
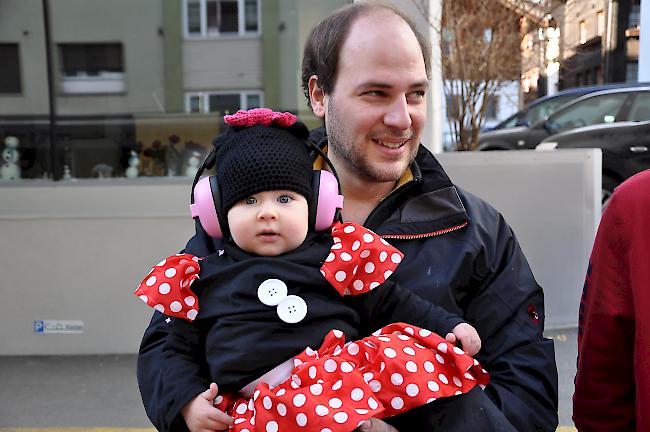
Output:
[
  {"xmin": 190, "ymin": 176, "xmax": 224, "ymax": 238},
  {"xmin": 313, "ymin": 170, "xmax": 344, "ymax": 231},
  {"xmin": 190, "ymin": 170, "xmax": 344, "ymax": 238}
]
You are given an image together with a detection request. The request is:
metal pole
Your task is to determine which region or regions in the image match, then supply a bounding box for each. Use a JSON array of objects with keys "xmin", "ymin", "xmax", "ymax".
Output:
[
  {"xmin": 42, "ymin": 0, "xmax": 58, "ymax": 180},
  {"xmin": 426, "ymin": 0, "xmax": 444, "ymax": 154},
  {"xmin": 639, "ymin": 0, "xmax": 650, "ymax": 81}
]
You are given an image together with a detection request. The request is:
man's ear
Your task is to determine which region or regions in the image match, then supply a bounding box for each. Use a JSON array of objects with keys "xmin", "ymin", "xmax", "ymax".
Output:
[{"xmin": 308, "ymin": 75, "xmax": 326, "ymax": 119}]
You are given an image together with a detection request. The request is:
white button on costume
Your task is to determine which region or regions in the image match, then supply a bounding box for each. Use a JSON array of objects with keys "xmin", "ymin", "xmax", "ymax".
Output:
[
  {"xmin": 276, "ymin": 295, "xmax": 308, "ymax": 324},
  {"xmin": 257, "ymin": 279, "xmax": 307, "ymax": 323},
  {"xmin": 257, "ymin": 279, "xmax": 288, "ymax": 306}
]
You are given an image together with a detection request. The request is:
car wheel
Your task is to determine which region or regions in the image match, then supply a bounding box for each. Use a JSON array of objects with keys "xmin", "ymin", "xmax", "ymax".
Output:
[{"xmin": 602, "ymin": 175, "xmax": 619, "ymax": 212}]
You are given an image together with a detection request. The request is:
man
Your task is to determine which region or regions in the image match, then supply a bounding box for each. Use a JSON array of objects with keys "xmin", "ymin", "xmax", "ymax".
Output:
[
  {"xmin": 137, "ymin": 3, "xmax": 558, "ymax": 431},
  {"xmin": 573, "ymin": 170, "xmax": 650, "ymax": 431}
]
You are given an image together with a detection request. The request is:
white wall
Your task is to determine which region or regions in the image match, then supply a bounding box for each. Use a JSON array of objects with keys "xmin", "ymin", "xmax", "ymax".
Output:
[
  {"xmin": 0, "ymin": 180, "xmax": 195, "ymax": 355},
  {"xmin": 183, "ymin": 38, "xmax": 263, "ymax": 90}
]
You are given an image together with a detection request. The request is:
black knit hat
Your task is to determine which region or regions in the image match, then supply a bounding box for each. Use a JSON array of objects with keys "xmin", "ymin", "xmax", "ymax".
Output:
[{"xmin": 214, "ymin": 115, "xmax": 313, "ymax": 213}]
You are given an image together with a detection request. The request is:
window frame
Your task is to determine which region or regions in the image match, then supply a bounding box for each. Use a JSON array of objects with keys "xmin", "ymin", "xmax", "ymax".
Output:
[
  {"xmin": 57, "ymin": 43, "xmax": 126, "ymax": 95},
  {"xmin": 182, "ymin": 0, "xmax": 261, "ymax": 39},
  {"xmin": 184, "ymin": 90, "xmax": 264, "ymax": 114}
]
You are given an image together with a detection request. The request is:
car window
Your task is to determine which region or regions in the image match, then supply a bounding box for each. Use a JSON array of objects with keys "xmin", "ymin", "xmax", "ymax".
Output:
[
  {"xmin": 547, "ymin": 93, "xmax": 629, "ymax": 133},
  {"xmin": 525, "ymin": 94, "xmax": 581, "ymax": 125},
  {"xmin": 499, "ymin": 115, "xmax": 520, "ymax": 128},
  {"xmin": 628, "ymin": 92, "xmax": 650, "ymax": 121}
]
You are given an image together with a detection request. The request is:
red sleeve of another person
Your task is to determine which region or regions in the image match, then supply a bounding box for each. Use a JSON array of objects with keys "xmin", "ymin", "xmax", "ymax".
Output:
[{"xmin": 573, "ymin": 170, "xmax": 650, "ymax": 431}]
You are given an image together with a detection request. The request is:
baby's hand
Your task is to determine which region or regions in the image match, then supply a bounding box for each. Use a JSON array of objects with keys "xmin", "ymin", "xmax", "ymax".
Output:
[
  {"xmin": 181, "ymin": 383, "xmax": 233, "ymax": 432},
  {"xmin": 446, "ymin": 323, "xmax": 481, "ymax": 356}
]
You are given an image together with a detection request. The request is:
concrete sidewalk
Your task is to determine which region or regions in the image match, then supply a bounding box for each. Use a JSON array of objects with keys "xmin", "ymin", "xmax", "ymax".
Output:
[{"xmin": 0, "ymin": 329, "xmax": 578, "ymax": 430}]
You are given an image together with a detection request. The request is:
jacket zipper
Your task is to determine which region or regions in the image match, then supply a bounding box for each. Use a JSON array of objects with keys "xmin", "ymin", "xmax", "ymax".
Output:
[{"xmin": 381, "ymin": 222, "xmax": 468, "ymax": 240}]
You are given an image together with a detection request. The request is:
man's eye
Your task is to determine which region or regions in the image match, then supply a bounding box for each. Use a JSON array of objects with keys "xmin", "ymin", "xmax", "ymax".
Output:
[
  {"xmin": 278, "ymin": 195, "xmax": 292, "ymax": 204},
  {"xmin": 245, "ymin": 197, "xmax": 257, "ymax": 205}
]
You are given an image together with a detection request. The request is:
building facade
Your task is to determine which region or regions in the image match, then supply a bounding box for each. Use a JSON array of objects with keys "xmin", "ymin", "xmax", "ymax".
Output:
[
  {"xmin": 0, "ymin": 0, "xmax": 346, "ymax": 181},
  {"xmin": 556, "ymin": 0, "xmax": 641, "ymax": 88}
]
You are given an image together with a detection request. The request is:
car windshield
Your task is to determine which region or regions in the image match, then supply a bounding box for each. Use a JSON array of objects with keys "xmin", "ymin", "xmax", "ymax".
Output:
[{"xmin": 525, "ymin": 94, "xmax": 581, "ymax": 125}]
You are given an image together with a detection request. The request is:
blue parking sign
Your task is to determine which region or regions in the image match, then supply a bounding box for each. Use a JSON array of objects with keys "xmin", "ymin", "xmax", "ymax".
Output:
[{"xmin": 34, "ymin": 320, "xmax": 44, "ymax": 333}]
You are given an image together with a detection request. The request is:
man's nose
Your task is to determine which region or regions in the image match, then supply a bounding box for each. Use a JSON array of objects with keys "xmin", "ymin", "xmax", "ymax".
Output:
[{"xmin": 383, "ymin": 95, "xmax": 412, "ymax": 130}]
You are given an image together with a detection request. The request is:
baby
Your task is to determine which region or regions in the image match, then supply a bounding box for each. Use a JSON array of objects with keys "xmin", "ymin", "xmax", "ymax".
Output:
[{"xmin": 135, "ymin": 109, "xmax": 487, "ymax": 432}]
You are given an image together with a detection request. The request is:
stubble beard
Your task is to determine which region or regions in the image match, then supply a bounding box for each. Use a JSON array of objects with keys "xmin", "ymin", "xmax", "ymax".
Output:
[{"xmin": 326, "ymin": 99, "xmax": 417, "ymax": 184}]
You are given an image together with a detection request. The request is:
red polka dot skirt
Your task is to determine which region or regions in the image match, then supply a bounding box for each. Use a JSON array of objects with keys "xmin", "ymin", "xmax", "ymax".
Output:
[{"xmin": 215, "ymin": 322, "xmax": 489, "ymax": 431}]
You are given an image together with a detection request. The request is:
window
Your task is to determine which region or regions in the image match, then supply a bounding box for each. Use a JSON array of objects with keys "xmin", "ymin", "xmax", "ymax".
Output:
[
  {"xmin": 185, "ymin": 90, "xmax": 263, "ymax": 114},
  {"xmin": 0, "ymin": 43, "xmax": 22, "ymax": 93},
  {"xmin": 579, "ymin": 20, "xmax": 587, "ymax": 44},
  {"xmin": 625, "ymin": 62, "xmax": 638, "ymax": 82},
  {"xmin": 484, "ymin": 95, "xmax": 499, "ymax": 120},
  {"xmin": 597, "ymin": 11, "xmax": 605, "ymax": 35},
  {"xmin": 184, "ymin": 0, "xmax": 260, "ymax": 37},
  {"xmin": 58, "ymin": 43, "xmax": 125, "ymax": 94},
  {"xmin": 628, "ymin": 92, "xmax": 650, "ymax": 121},
  {"xmin": 629, "ymin": 3, "xmax": 641, "ymax": 28},
  {"xmin": 547, "ymin": 93, "xmax": 629, "ymax": 133},
  {"xmin": 525, "ymin": 95, "xmax": 578, "ymax": 125}
]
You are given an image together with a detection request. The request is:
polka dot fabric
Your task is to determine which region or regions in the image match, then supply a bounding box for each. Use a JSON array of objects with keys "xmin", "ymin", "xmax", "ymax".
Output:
[
  {"xmin": 321, "ymin": 222, "xmax": 404, "ymax": 296},
  {"xmin": 213, "ymin": 323, "xmax": 489, "ymax": 431},
  {"xmin": 134, "ymin": 253, "xmax": 201, "ymax": 321}
]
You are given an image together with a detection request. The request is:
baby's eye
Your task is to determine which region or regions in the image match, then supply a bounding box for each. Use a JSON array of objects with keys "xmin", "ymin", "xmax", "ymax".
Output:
[
  {"xmin": 245, "ymin": 197, "xmax": 257, "ymax": 205},
  {"xmin": 277, "ymin": 195, "xmax": 292, "ymax": 204}
]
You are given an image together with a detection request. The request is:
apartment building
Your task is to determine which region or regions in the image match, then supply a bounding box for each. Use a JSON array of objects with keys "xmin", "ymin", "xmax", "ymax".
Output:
[
  {"xmin": 0, "ymin": 0, "xmax": 345, "ymax": 180},
  {"xmin": 555, "ymin": 0, "xmax": 641, "ymax": 88}
]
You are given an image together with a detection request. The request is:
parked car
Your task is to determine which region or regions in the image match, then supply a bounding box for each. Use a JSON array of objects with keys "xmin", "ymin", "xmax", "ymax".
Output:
[
  {"xmin": 488, "ymin": 81, "xmax": 650, "ymax": 131},
  {"xmin": 536, "ymin": 120, "xmax": 650, "ymax": 207},
  {"xmin": 477, "ymin": 86, "xmax": 650, "ymax": 151}
]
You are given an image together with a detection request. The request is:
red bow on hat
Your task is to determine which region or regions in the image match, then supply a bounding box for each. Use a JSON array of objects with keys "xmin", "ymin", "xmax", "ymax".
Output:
[
  {"xmin": 321, "ymin": 222, "xmax": 404, "ymax": 296},
  {"xmin": 134, "ymin": 253, "xmax": 201, "ymax": 321},
  {"xmin": 224, "ymin": 108, "xmax": 297, "ymax": 128}
]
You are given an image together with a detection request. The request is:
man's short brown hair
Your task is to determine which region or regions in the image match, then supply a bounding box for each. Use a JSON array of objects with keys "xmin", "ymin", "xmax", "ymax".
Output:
[{"xmin": 301, "ymin": 1, "xmax": 431, "ymax": 107}]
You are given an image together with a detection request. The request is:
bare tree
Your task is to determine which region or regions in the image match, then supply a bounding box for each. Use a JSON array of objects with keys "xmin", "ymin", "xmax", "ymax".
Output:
[{"xmin": 412, "ymin": 0, "xmax": 548, "ymax": 151}]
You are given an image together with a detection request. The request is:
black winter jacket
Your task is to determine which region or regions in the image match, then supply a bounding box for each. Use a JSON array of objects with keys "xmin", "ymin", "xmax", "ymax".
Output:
[{"xmin": 137, "ymin": 144, "xmax": 559, "ymax": 431}]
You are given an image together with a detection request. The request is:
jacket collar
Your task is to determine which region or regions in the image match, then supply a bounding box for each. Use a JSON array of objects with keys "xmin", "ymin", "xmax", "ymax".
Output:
[
  {"xmin": 311, "ymin": 130, "xmax": 469, "ymax": 239},
  {"xmin": 365, "ymin": 145, "xmax": 469, "ymax": 238}
]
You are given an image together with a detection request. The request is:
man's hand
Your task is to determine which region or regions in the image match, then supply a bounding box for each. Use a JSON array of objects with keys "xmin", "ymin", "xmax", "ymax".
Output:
[
  {"xmin": 357, "ymin": 418, "xmax": 399, "ymax": 432},
  {"xmin": 181, "ymin": 383, "xmax": 234, "ymax": 432},
  {"xmin": 446, "ymin": 322, "xmax": 481, "ymax": 356}
]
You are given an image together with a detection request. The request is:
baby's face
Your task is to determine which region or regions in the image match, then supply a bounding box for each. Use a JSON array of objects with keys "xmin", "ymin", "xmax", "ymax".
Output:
[{"xmin": 227, "ymin": 190, "xmax": 309, "ymax": 256}]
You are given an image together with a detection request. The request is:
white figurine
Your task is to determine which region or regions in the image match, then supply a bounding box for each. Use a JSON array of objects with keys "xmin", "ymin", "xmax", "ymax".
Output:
[
  {"xmin": 62, "ymin": 165, "xmax": 73, "ymax": 181},
  {"xmin": 125, "ymin": 150, "xmax": 140, "ymax": 179},
  {"xmin": 1, "ymin": 136, "xmax": 21, "ymax": 181},
  {"xmin": 185, "ymin": 153, "xmax": 201, "ymax": 178}
]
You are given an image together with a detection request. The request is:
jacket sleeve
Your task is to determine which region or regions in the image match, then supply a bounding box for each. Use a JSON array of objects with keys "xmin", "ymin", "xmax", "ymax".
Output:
[
  {"xmin": 468, "ymin": 213, "xmax": 558, "ymax": 432},
  {"xmin": 573, "ymin": 188, "xmax": 636, "ymax": 431},
  {"xmin": 352, "ymin": 280, "xmax": 465, "ymax": 338},
  {"xmin": 136, "ymin": 222, "xmax": 220, "ymax": 432}
]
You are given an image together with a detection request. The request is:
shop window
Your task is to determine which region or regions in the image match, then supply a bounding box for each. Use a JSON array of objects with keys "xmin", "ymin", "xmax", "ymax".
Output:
[
  {"xmin": 58, "ymin": 43, "xmax": 125, "ymax": 94},
  {"xmin": 0, "ymin": 44, "xmax": 22, "ymax": 94},
  {"xmin": 184, "ymin": 0, "xmax": 260, "ymax": 37}
]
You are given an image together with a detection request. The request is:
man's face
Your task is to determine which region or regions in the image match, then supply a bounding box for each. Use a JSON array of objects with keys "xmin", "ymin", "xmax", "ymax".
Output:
[{"xmin": 315, "ymin": 10, "xmax": 428, "ymax": 184}]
